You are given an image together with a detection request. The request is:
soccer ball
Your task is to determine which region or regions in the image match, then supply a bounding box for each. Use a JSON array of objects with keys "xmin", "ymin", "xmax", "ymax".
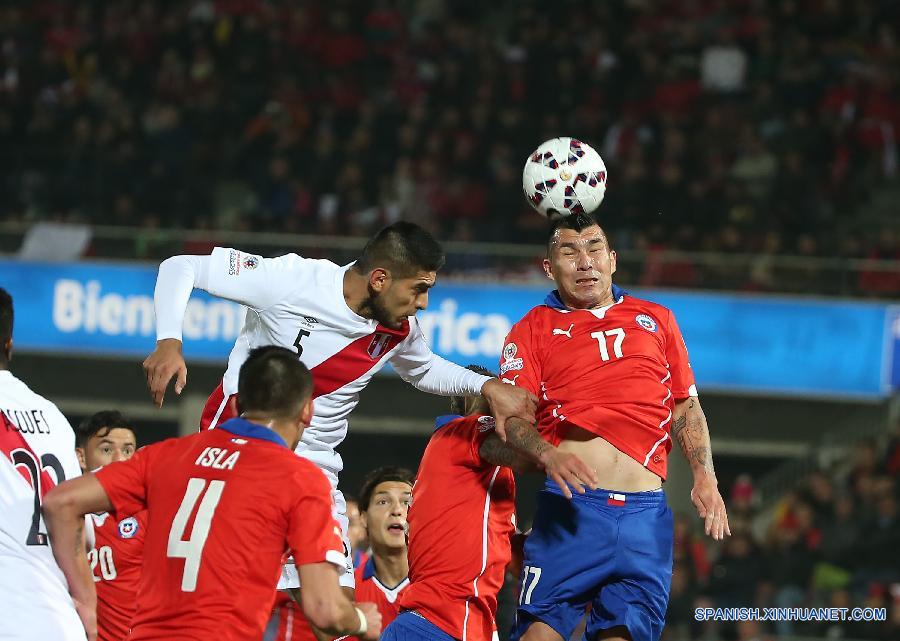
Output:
[{"xmin": 522, "ymin": 137, "xmax": 608, "ymax": 220}]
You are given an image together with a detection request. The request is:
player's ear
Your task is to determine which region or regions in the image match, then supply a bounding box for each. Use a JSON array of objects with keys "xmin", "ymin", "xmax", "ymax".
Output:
[
  {"xmin": 368, "ymin": 268, "xmax": 390, "ymax": 293},
  {"xmin": 75, "ymin": 447, "xmax": 86, "ymax": 472},
  {"xmin": 542, "ymin": 258, "xmax": 554, "ymax": 281},
  {"xmin": 360, "ymin": 510, "xmax": 368, "ymax": 531},
  {"xmin": 3, "ymin": 337, "xmax": 12, "ymax": 362},
  {"xmin": 609, "ymin": 249, "xmax": 617, "ymax": 275},
  {"xmin": 299, "ymin": 397, "xmax": 314, "ymax": 428}
]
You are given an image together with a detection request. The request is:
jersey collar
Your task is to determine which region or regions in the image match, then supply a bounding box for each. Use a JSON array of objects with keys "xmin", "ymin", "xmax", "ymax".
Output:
[
  {"xmin": 434, "ymin": 414, "xmax": 462, "ymax": 431},
  {"xmin": 218, "ymin": 417, "xmax": 288, "ymax": 448},
  {"xmin": 362, "ymin": 555, "xmax": 377, "ymax": 580},
  {"xmin": 544, "ymin": 283, "xmax": 627, "ymax": 310}
]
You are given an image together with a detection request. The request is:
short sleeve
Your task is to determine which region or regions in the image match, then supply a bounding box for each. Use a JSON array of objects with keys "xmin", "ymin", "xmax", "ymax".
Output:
[
  {"xmin": 499, "ymin": 315, "xmax": 541, "ymax": 396},
  {"xmin": 665, "ymin": 309, "xmax": 697, "ymax": 399},
  {"xmin": 286, "ymin": 463, "xmax": 346, "ymax": 569},
  {"xmin": 94, "ymin": 442, "xmax": 159, "ymax": 517},
  {"xmin": 204, "ymin": 247, "xmax": 306, "ymax": 310}
]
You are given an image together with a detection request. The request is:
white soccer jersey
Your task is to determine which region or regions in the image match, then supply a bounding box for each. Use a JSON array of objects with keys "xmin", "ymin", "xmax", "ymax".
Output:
[
  {"xmin": 200, "ymin": 248, "xmax": 442, "ymax": 481},
  {"xmin": 0, "ymin": 370, "xmax": 85, "ymax": 641}
]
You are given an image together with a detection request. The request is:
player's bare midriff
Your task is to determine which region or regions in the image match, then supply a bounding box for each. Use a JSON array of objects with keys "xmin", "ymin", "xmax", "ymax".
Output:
[{"xmin": 557, "ymin": 424, "xmax": 662, "ymax": 492}]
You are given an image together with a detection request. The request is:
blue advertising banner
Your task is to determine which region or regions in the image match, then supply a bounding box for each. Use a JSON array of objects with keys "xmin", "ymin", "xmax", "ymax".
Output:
[{"xmin": 0, "ymin": 259, "xmax": 894, "ymax": 399}]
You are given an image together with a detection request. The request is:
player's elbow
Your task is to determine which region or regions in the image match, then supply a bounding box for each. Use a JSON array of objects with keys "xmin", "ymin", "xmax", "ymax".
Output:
[
  {"xmin": 42, "ymin": 482, "xmax": 79, "ymax": 524},
  {"xmin": 302, "ymin": 594, "xmax": 345, "ymax": 631}
]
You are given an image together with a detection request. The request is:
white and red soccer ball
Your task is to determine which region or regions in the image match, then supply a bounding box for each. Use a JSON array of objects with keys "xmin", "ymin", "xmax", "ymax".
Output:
[{"xmin": 522, "ymin": 137, "xmax": 608, "ymax": 220}]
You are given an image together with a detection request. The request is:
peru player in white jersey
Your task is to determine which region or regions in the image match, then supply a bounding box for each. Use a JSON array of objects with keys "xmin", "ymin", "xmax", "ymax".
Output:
[
  {"xmin": 0, "ymin": 288, "xmax": 87, "ymax": 640},
  {"xmin": 143, "ymin": 222, "xmax": 536, "ymax": 589}
]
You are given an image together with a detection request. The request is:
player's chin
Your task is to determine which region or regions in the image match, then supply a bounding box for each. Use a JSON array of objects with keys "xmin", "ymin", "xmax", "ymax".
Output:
[{"xmin": 384, "ymin": 527, "xmax": 407, "ymax": 544}]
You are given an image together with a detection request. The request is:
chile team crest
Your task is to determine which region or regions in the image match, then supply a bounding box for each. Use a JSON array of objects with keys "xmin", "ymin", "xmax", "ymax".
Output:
[
  {"xmin": 367, "ymin": 333, "xmax": 393, "ymax": 359},
  {"xmin": 118, "ymin": 516, "xmax": 139, "ymax": 539},
  {"xmin": 635, "ymin": 314, "xmax": 658, "ymax": 332}
]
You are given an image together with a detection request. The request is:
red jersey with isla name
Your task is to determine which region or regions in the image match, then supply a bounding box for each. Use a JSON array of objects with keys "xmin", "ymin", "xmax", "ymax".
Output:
[
  {"xmin": 94, "ymin": 418, "xmax": 345, "ymax": 641},
  {"xmin": 499, "ymin": 287, "xmax": 697, "ymax": 480},
  {"xmin": 399, "ymin": 414, "xmax": 516, "ymax": 641},
  {"xmin": 89, "ymin": 509, "xmax": 147, "ymax": 641}
]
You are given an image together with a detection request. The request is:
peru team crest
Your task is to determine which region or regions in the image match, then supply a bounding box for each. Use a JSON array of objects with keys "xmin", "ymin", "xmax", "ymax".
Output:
[
  {"xmin": 367, "ymin": 333, "xmax": 393, "ymax": 359},
  {"xmin": 118, "ymin": 516, "xmax": 139, "ymax": 539}
]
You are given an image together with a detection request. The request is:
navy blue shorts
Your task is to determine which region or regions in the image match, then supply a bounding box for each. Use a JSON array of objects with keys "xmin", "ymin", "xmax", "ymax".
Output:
[
  {"xmin": 382, "ymin": 611, "xmax": 458, "ymax": 641},
  {"xmin": 511, "ymin": 480, "xmax": 673, "ymax": 641}
]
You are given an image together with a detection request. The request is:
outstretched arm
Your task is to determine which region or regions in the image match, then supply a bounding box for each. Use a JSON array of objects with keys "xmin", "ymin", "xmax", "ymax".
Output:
[
  {"xmin": 143, "ymin": 255, "xmax": 209, "ymax": 407},
  {"xmin": 671, "ymin": 397, "xmax": 730, "ymax": 540},
  {"xmin": 481, "ymin": 418, "xmax": 599, "ymax": 498}
]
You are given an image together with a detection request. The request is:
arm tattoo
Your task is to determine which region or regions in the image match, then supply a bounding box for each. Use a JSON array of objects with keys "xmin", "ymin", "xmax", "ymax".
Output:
[
  {"xmin": 673, "ymin": 399, "xmax": 715, "ymax": 475},
  {"xmin": 479, "ymin": 418, "xmax": 550, "ymax": 472},
  {"xmin": 479, "ymin": 434, "xmax": 537, "ymax": 473},
  {"xmin": 74, "ymin": 521, "xmax": 84, "ymax": 555},
  {"xmin": 505, "ymin": 419, "xmax": 552, "ymax": 461}
]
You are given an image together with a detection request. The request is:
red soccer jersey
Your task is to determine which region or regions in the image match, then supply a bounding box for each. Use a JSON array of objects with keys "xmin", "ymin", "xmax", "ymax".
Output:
[
  {"xmin": 270, "ymin": 556, "xmax": 408, "ymax": 641},
  {"xmin": 94, "ymin": 418, "xmax": 345, "ymax": 641},
  {"xmin": 500, "ymin": 289, "xmax": 696, "ymax": 479},
  {"xmin": 89, "ymin": 509, "xmax": 147, "ymax": 641},
  {"xmin": 399, "ymin": 414, "xmax": 516, "ymax": 641},
  {"xmin": 345, "ymin": 557, "xmax": 408, "ymax": 640}
]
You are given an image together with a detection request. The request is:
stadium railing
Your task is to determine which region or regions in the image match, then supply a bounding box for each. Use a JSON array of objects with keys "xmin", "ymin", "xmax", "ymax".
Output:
[{"xmin": 1, "ymin": 222, "xmax": 898, "ymax": 298}]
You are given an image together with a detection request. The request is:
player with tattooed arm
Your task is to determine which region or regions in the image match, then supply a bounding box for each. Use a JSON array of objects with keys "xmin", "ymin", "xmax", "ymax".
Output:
[{"xmin": 502, "ymin": 214, "xmax": 730, "ymax": 641}]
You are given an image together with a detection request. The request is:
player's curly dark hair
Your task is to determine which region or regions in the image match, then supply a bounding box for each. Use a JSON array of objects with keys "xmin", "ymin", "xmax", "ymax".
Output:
[
  {"xmin": 76, "ymin": 410, "xmax": 135, "ymax": 448},
  {"xmin": 358, "ymin": 466, "xmax": 415, "ymax": 511},
  {"xmin": 449, "ymin": 364, "xmax": 495, "ymax": 416},
  {"xmin": 354, "ymin": 221, "xmax": 445, "ymax": 278}
]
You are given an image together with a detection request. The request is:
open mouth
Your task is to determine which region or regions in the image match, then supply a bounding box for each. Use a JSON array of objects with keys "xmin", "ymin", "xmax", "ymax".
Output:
[
  {"xmin": 575, "ymin": 277, "xmax": 598, "ymax": 285},
  {"xmin": 387, "ymin": 523, "xmax": 406, "ymax": 535}
]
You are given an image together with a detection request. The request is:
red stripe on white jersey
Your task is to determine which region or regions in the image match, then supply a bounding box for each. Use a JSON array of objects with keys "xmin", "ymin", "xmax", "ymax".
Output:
[
  {"xmin": 309, "ymin": 322, "xmax": 409, "ymax": 399},
  {"xmin": 0, "ymin": 411, "xmax": 59, "ymax": 495},
  {"xmin": 199, "ymin": 383, "xmax": 236, "ymax": 431}
]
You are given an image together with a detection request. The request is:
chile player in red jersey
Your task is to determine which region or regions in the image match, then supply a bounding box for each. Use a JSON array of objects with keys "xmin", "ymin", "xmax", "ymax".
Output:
[
  {"xmin": 74, "ymin": 411, "xmax": 145, "ymax": 641},
  {"xmin": 44, "ymin": 347, "xmax": 382, "ymax": 641},
  {"xmin": 502, "ymin": 214, "xmax": 730, "ymax": 641},
  {"xmin": 384, "ymin": 366, "xmax": 597, "ymax": 641}
]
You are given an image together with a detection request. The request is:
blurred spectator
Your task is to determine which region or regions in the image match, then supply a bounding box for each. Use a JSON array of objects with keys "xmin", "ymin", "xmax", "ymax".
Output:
[{"xmin": 0, "ymin": 0, "xmax": 895, "ymax": 272}]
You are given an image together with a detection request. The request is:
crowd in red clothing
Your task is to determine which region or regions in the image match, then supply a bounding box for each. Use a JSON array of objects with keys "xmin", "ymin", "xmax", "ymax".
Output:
[
  {"xmin": 0, "ymin": 1, "xmax": 898, "ymax": 294},
  {"xmin": 663, "ymin": 430, "xmax": 900, "ymax": 641}
]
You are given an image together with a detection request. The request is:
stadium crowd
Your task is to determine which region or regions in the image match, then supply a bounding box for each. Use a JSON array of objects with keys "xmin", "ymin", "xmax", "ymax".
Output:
[
  {"xmin": 660, "ymin": 431, "xmax": 900, "ymax": 641},
  {"xmin": 0, "ymin": 0, "xmax": 898, "ymax": 269}
]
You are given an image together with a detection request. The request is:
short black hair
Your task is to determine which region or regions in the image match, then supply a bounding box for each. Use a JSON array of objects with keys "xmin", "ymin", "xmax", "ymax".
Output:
[
  {"xmin": 449, "ymin": 365, "xmax": 495, "ymax": 416},
  {"xmin": 355, "ymin": 222, "xmax": 445, "ymax": 278},
  {"xmin": 546, "ymin": 213, "xmax": 609, "ymax": 256},
  {"xmin": 76, "ymin": 410, "xmax": 135, "ymax": 449},
  {"xmin": 0, "ymin": 288, "xmax": 13, "ymax": 358},
  {"xmin": 358, "ymin": 466, "xmax": 415, "ymax": 511},
  {"xmin": 237, "ymin": 346, "xmax": 313, "ymax": 418}
]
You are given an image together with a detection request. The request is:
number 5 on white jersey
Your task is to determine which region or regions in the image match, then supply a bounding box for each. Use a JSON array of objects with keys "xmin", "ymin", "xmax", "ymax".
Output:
[{"xmin": 167, "ymin": 478, "xmax": 226, "ymax": 592}]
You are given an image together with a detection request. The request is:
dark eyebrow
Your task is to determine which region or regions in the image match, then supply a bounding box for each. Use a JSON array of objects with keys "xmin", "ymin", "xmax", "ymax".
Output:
[{"xmin": 559, "ymin": 238, "xmax": 604, "ymax": 249}]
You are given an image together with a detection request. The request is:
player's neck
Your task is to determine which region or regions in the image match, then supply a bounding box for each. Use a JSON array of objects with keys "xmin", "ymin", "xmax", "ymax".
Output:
[
  {"xmin": 343, "ymin": 268, "xmax": 375, "ymax": 320},
  {"xmin": 561, "ymin": 290, "xmax": 616, "ymax": 310},
  {"xmin": 239, "ymin": 414, "xmax": 296, "ymax": 447},
  {"xmin": 371, "ymin": 546, "xmax": 408, "ymax": 586}
]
